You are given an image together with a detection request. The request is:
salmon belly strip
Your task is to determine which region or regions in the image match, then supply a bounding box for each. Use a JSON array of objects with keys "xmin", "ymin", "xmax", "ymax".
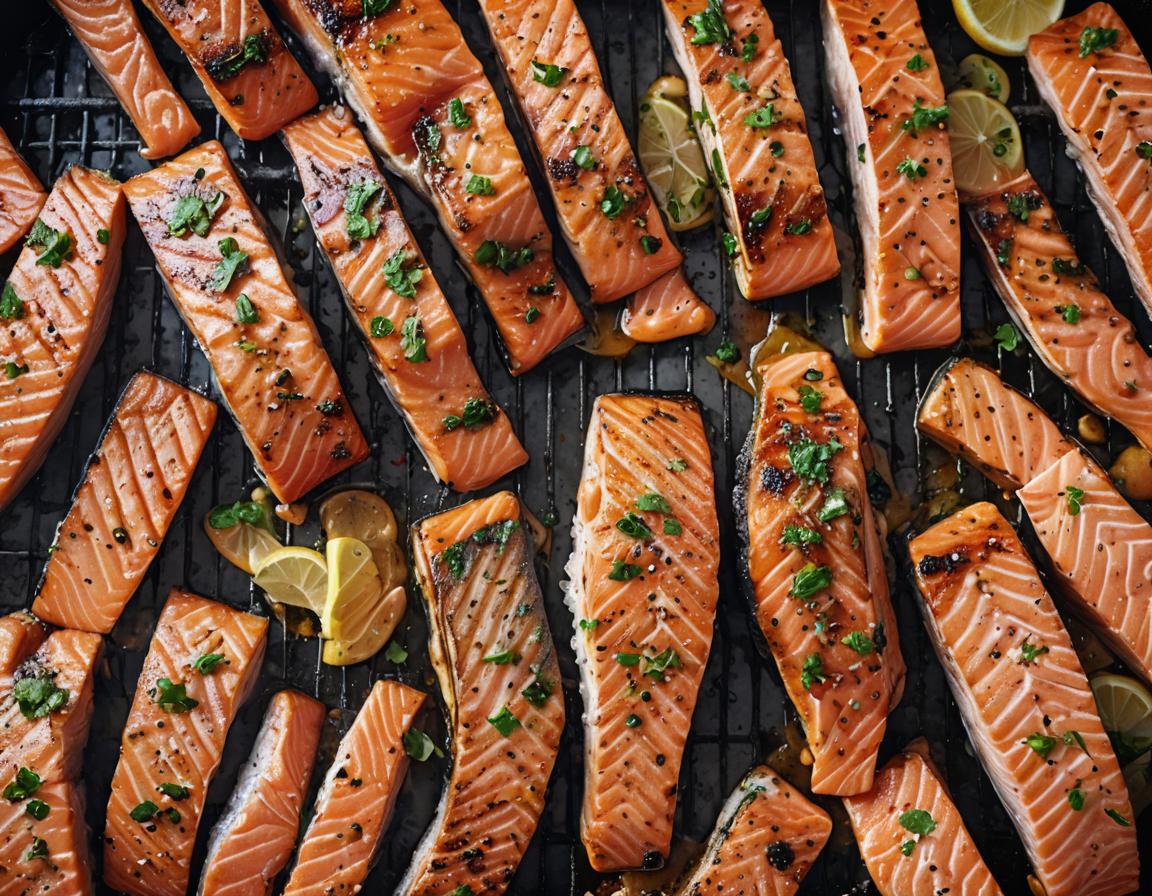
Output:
[
  {"xmin": 0, "ymin": 127, "xmax": 46, "ymax": 253},
  {"xmin": 740, "ymin": 350, "xmax": 904, "ymax": 796},
  {"xmin": 272, "ymin": 0, "xmax": 584, "ymax": 375},
  {"xmin": 844, "ymin": 743, "xmax": 1005, "ymax": 896},
  {"xmin": 661, "ymin": 0, "xmax": 839, "ymax": 300},
  {"xmin": 32, "ymin": 372, "xmax": 217, "ymax": 634},
  {"xmin": 103, "ymin": 590, "xmax": 268, "ymax": 896},
  {"xmin": 823, "ymin": 0, "xmax": 960, "ymax": 352},
  {"xmin": 281, "ymin": 108, "xmax": 528, "ymax": 491},
  {"xmin": 621, "ymin": 269, "xmax": 715, "ymax": 342},
  {"xmin": 124, "ymin": 141, "xmax": 368, "ymax": 504},
  {"xmin": 136, "ymin": 0, "xmax": 316, "ymax": 141},
  {"xmin": 405, "ymin": 491, "xmax": 564, "ymax": 894},
  {"xmin": 47, "ymin": 0, "xmax": 199, "ymax": 158},
  {"xmin": 1028, "ymin": 3, "xmax": 1152, "ymax": 318},
  {"xmin": 968, "ymin": 173, "xmax": 1152, "ymax": 452},
  {"xmin": 566, "ymin": 395, "xmax": 719, "ymax": 871},
  {"xmin": 282, "ymin": 680, "xmax": 425, "ymax": 896},
  {"xmin": 0, "ymin": 166, "xmax": 125, "ymax": 512},
  {"xmin": 199, "ymin": 689, "xmax": 325, "ymax": 896},
  {"xmin": 672, "ymin": 766, "xmax": 831, "ymax": 896},
  {"xmin": 910, "ymin": 503, "xmax": 1138, "ymax": 896}
]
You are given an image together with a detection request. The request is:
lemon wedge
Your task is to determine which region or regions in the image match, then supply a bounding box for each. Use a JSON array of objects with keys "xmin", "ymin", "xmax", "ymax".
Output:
[
  {"xmin": 952, "ymin": 0, "xmax": 1065, "ymax": 56},
  {"xmin": 319, "ymin": 490, "xmax": 406, "ymax": 592},
  {"xmin": 639, "ymin": 77, "xmax": 714, "ymax": 232},
  {"xmin": 946, "ymin": 89, "xmax": 1025, "ymax": 197},
  {"xmin": 321, "ymin": 537, "xmax": 406, "ymax": 666},
  {"xmin": 953, "ymin": 53, "xmax": 1012, "ymax": 102},
  {"xmin": 1091, "ymin": 673, "xmax": 1152, "ymax": 764},
  {"xmin": 202, "ymin": 516, "xmax": 281, "ymax": 575},
  {"xmin": 253, "ymin": 546, "xmax": 328, "ymax": 617}
]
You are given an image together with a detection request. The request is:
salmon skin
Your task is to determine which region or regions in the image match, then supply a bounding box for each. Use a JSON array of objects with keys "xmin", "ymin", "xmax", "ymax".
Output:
[
  {"xmin": 272, "ymin": 0, "xmax": 585, "ymax": 375},
  {"xmin": 0, "ymin": 127, "xmax": 46, "ymax": 252},
  {"xmin": 566, "ymin": 394, "xmax": 719, "ymax": 871},
  {"xmin": 672, "ymin": 766, "xmax": 831, "ymax": 896},
  {"xmin": 124, "ymin": 141, "xmax": 368, "ymax": 504},
  {"xmin": 1027, "ymin": 3, "xmax": 1152, "ymax": 318},
  {"xmin": 32, "ymin": 372, "xmax": 217, "ymax": 634},
  {"xmin": 103, "ymin": 590, "xmax": 268, "ymax": 896},
  {"xmin": 405, "ymin": 491, "xmax": 565, "ymax": 894},
  {"xmin": 844, "ymin": 741, "xmax": 1004, "ymax": 896},
  {"xmin": 823, "ymin": 0, "xmax": 961, "ymax": 353},
  {"xmin": 968, "ymin": 172, "xmax": 1152, "ymax": 453},
  {"xmin": 0, "ymin": 167, "xmax": 125, "ymax": 512},
  {"xmin": 738, "ymin": 348, "xmax": 904, "ymax": 795},
  {"xmin": 47, "ymin": 0, "xmax": 200, "ymax": 158},
  {"xmin": 199, "ymin": 689, "xmax": 325, "ymax": 896},
  {"xmin": 661, "ymin": 0, "xmax": 839, "ymax": 300},
  {"xmin": 136, "ymin": 0, "xmax": 316, "ymax": 141},
  {"xmin": 620, "ymin": 269, "xmax": 715, "ymax": 342},
  {"xmin": 283, "ymin": 680, "xmax": 425, "ymax": 896},
  {"xmin": 909, "ymin": 503, "xmax": 1138, "ymax": 896},
  {"xmin": 281, "ymin": 107, "xmax": 529, "ymax": 492},
  {"xmin": 916, "ymin": 357, "xmax": 1077, "ymax": 491}
]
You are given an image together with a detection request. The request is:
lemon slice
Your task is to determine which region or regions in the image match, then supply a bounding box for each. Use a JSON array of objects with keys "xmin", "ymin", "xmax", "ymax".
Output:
[
  {"xmin": 952, "ymin": 0, "xmax": 1065, "ymax": 56},
  {"xmin": 947, "ymin": 89, "xmax": 1025, "ymax": 198},
  {"xmin": 1091, "ymin": 673, "xmax": 1152, "ymax": 763},
  {"xmin": 639, "ymin": 78, "xmax": 715, "ymax": 232},
  {"xmin": 321, "ymin": 537, "xmax": 406, "ymax": 666},
  {"xmin": 953, "ymin": 53, "xmax": 1012, "ymax": 103},
  {"xmin": 202, "ymin": 515, "xmax": 281, "ymax": 575},
  {"xmin": 319, "ymin": 490, "xmax": 406, "ymax": 592},
  {"xmin": 253, "ymin": 546, "xmax": 328, "ymax": 617}
]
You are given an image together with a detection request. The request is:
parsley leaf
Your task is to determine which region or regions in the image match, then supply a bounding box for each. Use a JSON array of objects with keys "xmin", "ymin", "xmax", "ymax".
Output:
[
  {"xmin": 687, "ymin": 0, "xmax": 730, "ymax": 45},
  {"xmin": 11, "ymin": 675, "xmax": 68, "ymax": 720},
  {"xmin": 382, "ymin": 249, "xmax": 424, "ymax": 298},
  {"xmin": 487, "ymin": 706, "xmax": 521, "ymax": 737},
  {"xmin": 447, "ymin": 98, "xmax": 471, "ymax": 128},
  {"xmin": 790, "ymin": 563, "xmax": 832, "ymax": 599},
  {"xmin": 787, "ymin": 437, "xmax": 842, "ymax": 483},
  {"xmin": 399, "ymin": 315, "xmax": 428, "ymax": 362},
  {"xmin": 168, "ymin": 191, "xmax": 225, "ymax": 238},
  {"xmin": 152, "ymin": 678, "xmax": 198, "ymax": 713},
  {"xmin": 781, "ymin": 524, "xmax": 822, "ymax": 546},
  {"xmin": 474, "ymin": 239, "xmax": 533, "ymax": 273},
  {"xmin": 800, "ymin": 653, "xmax": 826, "ymax": 690},
  {"xmin": 1066, "ymin": 485, "xmax": 1085, "ymax": 516},
  {"xmin": 1079, "ymin": 26, "xmax": 1119, "ymax": 58},
  {"xmin": 993, "ymin": 322, "xmax": 1020, "ymax": 351},
  {"xmin": 530, "ymin": 60, "xmax": 567, "ymax": 86},
  {"xmin": 344, "ymin": 180, "xmax": 382, "ymax": 240},
  {"xmin": 0, "ymin": 283, "xmax": 24, "ymax": 320},
  {"xmin": 211, "ymin": 237, "xmax": 248, "ymax": 291}
]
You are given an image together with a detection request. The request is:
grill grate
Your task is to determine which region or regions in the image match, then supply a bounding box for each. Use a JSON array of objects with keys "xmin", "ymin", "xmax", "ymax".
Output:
[{"xmin": 2, "ymin": 1, "xmax": 1151, "ymax": 894}]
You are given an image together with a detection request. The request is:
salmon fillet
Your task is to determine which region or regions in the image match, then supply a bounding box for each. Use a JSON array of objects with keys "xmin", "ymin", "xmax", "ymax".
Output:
[
  {"xmin": 103, "ymin": 590, "xmax": 268, "ymax": 896},
  {"xmin": 1027, "ymin": 3, "xmax": 1152, "ymax": 318},
  {"xmin": 32, "ymin": 372, "xmax": 217, "ymax": 634},
  {"xmin": 136, "ymin": 0, "xmax": 316, "ymax": 141},
  {"xmin": 124, "ymin": 141, "xmax": 368, "ymax": 504},
  {"xmin": 661, "ymin": 0, "xmax": 839, "ymax": 299},
  {"xmin": 672, "ymin": 766, "xmax": 831, "ymax": 896},
  {"xmin": 405, "ymin": 491, "xmax": 565, "ymax": 894},
  {"xmin": 909, "ymin": 502, "xmax": 1138, "ymax": 896},
  {"xmin": 822, "ymin": 0, "xmax": 960, "ymax": 352},
  {"xmin": 282, "ymin": 679, "xmax": 425, "ymax": 896},
  {"xmin": 739, "ymin": 349, "xmax": 904, "ymax": 795},
  {"xmin": 844, "ymin": 742, "xmax": 1004, "ymax": 896},
  {"xmin": 281, "ymin": 107, "xmax": 529, "ymax": 491},
  {"xmin": 968, "ymin": 172, "xmax": 1152, "ymax": 452},
  {"xmin": 0, "ymin": 167, "xmax": 125, "ymax": 512},
  {"xmin": 620, "ymin": 270, "xmax": 715, "ymax": 342},
  {"xmin": 272, "ymin": 0, "xmax": 584, "ymax": 375},
  {"xmin": 0, "ymin": 612, "xmax": 47, "ymax": 683},
  {"xmin": 565, "ymin": 394, "xmax": 719, "ymax": 871},
  {"xmin": 47, "ymin": 0, "xmax": 200, "ymax": 158},
  {"xmin": 199, "ymin": 689, "xmax": 325, "ymax": 896},
  {"xmin": 0, "ymin": 128, "xmax": 45, "ymax": 253},
  {"xmin": 916, "ymin": 357, "xmax": 1077, "ymax": 491},
  {"xmin": 0, "ymin": 780, "xmax": 91, "ymax": 896}
]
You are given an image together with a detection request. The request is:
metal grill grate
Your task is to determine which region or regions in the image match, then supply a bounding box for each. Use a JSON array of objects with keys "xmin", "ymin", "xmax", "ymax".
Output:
[{"xmin": 2, "ymin": 1, "xmax": 1150, "ymax": 893}]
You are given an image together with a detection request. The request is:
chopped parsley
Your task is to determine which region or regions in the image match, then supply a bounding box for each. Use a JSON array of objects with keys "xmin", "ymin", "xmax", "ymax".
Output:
[
  {"xmin": 896, "ymin": 158, "xmax": 927, "ymax": 180},
  {"xmin": 130, "ymin": 800, "xmax": 159, "ymax": 822},
  {"xmin": 399, "ymin": 315, "xmax": 428, "ymax": 362},
  {"xmin": 787, "ymin": 437, "xmax": 842, "ymax": 484},
  {"xmin": 667, "ymin": 458, "xmax": 688, "ymax": 472},
  {"xmin": 741, "ymin": 32, "xmax": 759, "ymax": 62},
  {"xmin": 800, "ymin": 653, "xmax": 826, "ymax": 690},
  {"xmin": 722, "ymin": 231, "xmax": 738, "ymax": 257},
  {"xmin": 743, "ymin": 103, "xmax": 777, "ymax": 128},
  {"xmin": 711, "ymin": 148, "xmax": 728, "ymax": 188},
  {"xmin": 572, "ymin": 145, "xmax": 597, "ymax": 170},
  {"xmin": 1051, "ymin": 258, "xmax": 1086, "ymax": 276},
  {"xmin": 790, "ymin": 563, "xmax": 832, "ymax": 599},
  {"xmin": 608, "ymin": 560, "xmax": 643, "ymax": 581},
  {"xmin": 639, "ymin": 235, "xmax": 662, "ymax": 255},
  {"xmin": 635, "ymin": 493, "xmax": 672, "ymax": 513},
  {"xmin": 522, "ymin": 676, "xmax": 553, "ymax": 707},
  {"xmin": 1065, "ymin": 485, "xmax": 1084, "ymax": 515},
  {"xmin": 785, "ymin": 219, "xmax": 812, "ymax": 235},
  {"xmin": 781, "ymin": 524, "xmax": 822, "ymax": 546},
  {"xmin": 385, "ymin": 641, "xmax": 408, "ymax": 664},
  {"xmin": 191, "ymin": 653, "xmax": 226, "ymax": 675},
  {"xmin": 1024, "ymin": 732, "xmax": 1057, "ymax": 758},
  {"xmin": 4, "ymin": 361, "xmax": 28, "ymax": 379},
  {"xmin": 168, "ymin": 191, "xmax": 225, "ymax": 238},
  {"xmin": 619, "ymin": 652, "xmax": 643, "ymax": 667},
  {"xmin": 441, "ymin": 543, "xmax": 467, "ymax": 580},
  {"xmin": 487, "ymin": 706, "xmax": 521, "ymax": 737},
  {"xmin": 1068, "ymin": 782, "xmax": 1085, "ymax": 811},
  {"xmin": 207, "ymin": 499, "xmax": 275, "ymax": 533},
  {"xmin": 465, "ymin": 174, "xmax": 495, "ymax": 196},
  {"xmin": 905, "ymin": 266, "xmax": 921, "ymax": 280},
  {"xmin": 530, "ymin": 60, "xmax": 567, "ymax": 87},
  {"xmin": 770, "ymin": 140, "xmax": 784, "ymax": 157},
  {"xmin": 797, "ymin": 384, "xmax": 823, "ymax": 413},
  {"xmin": 474, "ymin": 239, "xmax": 533, "ymax": 273},
  {"xmin": 643, "ymin": 648, "xmax": 681, "ymax": 681},
  {"xmin": 615, "ymin": 512, "xmax": 653, "ymax": 540},
  {"xmin": 725, "ymin": 71, "xmax": 750, "ymax": 92},
  {"xmin": 713, "ymin": 339, "xmax": 740, "ymax": 363},
  {"xmin": 1058, "ymin": 304, "xmax": 1081, "ymax": 324},
  {"xmin": 157, "ymin": 782, "xmax": 190, "ymax": 800},
  {"xmin": 600, "ymin": 185, "xmax": 632, "ymax": 219},
  {"xmin": 3, "ymin": 767, "xmax": 41, "ymax": 801},
  {"xmin": 1106, "ymin": 808, "xmax": 1132, "ymax": 826},
  {"xmin": 842, "ymin": 631, "xmax": 876, "ymax": 655},
  {"xmin": 993, "ymin": 322, "xmax": 1020, "ymax": 351},
  {"xmin": 1137, "ymin": 141, "xmax": 1152, "ymax": 160},
  {"xmin": 12, "ymin": 675, "xmax": 68, "ymax": 720},
  {"xmin": 906, "ymin": 54, "xmax": 928, "ymax": 72},
  {"xmin": 1079, "ymin": 26, "xmax": 1119, "ymax": 58},
  {"xmin": 25, "ymin": 219, "xmax": 73, "ymax": 268},
  {"xmin": 1006, "ymin": 191, "xmax": 1042, "ymax": 222},
  {"xmin": 234, "ymin": 293, "xmax": 258, "ymax": 324},
  {"xmin": 24, "ymin": 836, "xmax": 49, "ymax": 862},
  {"xmin": 403, "ymin": 728, "xmax": 442, "ymax": 761},
  {"xmin": 97, "ymin": 228, "xmax": 110, "ymax": 244},
  {"xmin": 442, "ymin": 397, "xmax": 497, "ymax": 432},
  {"xmin": 205, "ymin": 33, "xmax": 269, "ymax": 81},
  {"xmin": 579, "ymin": 618, "xmax": 600, "ymax": 631},
  {"xmin": 344, "ymin": 180, "xmax": 382, "ymax": 240},
  {"xmin": 687, "ymin": 0, "xmax": 730, "ymax": 45},
  {"xmin": 370, "ymin": 315, "xmax": 394, "ymax": 337},
  {"xmin": 211, "ymin": 237, "xmax": 248, "ymax": 291},
  {"xmin": 152, "ymin": 678, "xmax": 198, "ymax": 713},
  {"xmin": 899, "ymin": 808, "xmax": 937, "ymax": 836},
  {"xmin": 663, "ymin": 518, "xmax": 683, "ymax": 536},
  {"xmin": 382, "ymin": 249, "xmax": 424, "ymax": 298},
  {"xmin": 1019, "ymin": 637, "xmax": 1049, "ymax": 664},
  {"xmin": 482, "ymin": 650, "xmax": 521, "ymax": 665},
  {"xmin": 0, "ymin": 283, "xmax": 24, "ymax": 320},
  {"xmin": 1063, "ymin": 730, "xmax": 1090, "ymax": 755},
  {"xmin": 447, "ymin": 98, "xmax": 471, "ymax": 128},
  {"xmin": 24, "ymin": 799, "xmax": 48, "ymax": 820},
  {"xmin": 901, "ymin": 100, "xmax": 949, "ymax": 133}
]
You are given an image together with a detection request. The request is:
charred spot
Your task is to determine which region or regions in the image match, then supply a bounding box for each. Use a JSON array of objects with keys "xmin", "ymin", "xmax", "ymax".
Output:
[
  {"xmin": 760, "ymin": 464, "xmax": 791, "ymax": 495},
  {"xmin": 917, "ymin": 551, "xmax": 968, "ymax": 577},
  {"xmin": 975, "ymin": 209, "xmax": 1002, "ymax": 233},
  {"xmin": 330, "ymin": 442, "xmax": 352, "ymax": 460},
  {"xmin": 642, "ymin": 850, "xmax": 664, "ymax": 870},
  {"xmin": 766, "ymin": 840, "xmax": 795, "ymax": 870},
  {"xmin": 202, "ymin": 31, "xmax": 272, "ymax": 83},
  {"xmin": 412, "ymin": 115, "xmax": 443, "ymax": 165},
  {"xmin": 546, "ymin": 156, "xmax": 579, "ymax": 182}
]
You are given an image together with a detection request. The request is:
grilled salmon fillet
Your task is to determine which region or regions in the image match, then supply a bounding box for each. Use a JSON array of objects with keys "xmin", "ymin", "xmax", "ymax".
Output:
[
  {"xmin": 405, "ymin": 491, "xmax": 564, "ymax": 894},
  {"xmin": 281, "ymin": 107, "xmax": 528, "ymax": 491},
  {"xmin": 661, "ymin": 0, "xmax": 839, "ymax": 300},
  {"xmin": 283, "ymin": 680, "xmax": 425, "ymax": 896},
  {"xmin": 124, "ymin": 141, "xmax": 368, "ymax": 504},
  {"xmin": 621, "ymin": 270, "xmax": 715, "ymax": 342},
  {"xmin": 47, "ymin": 0, "xmax": 200, "ymax": 159},
  {"xmin": 1027, "ymin": 3, "xmax": 1152, "ymax": 318},
  {"xmin": 916, "ymin": 357, "xmax": 1076, "ymax": 491},
  {"xmin": 0, "ymin": 166, "xmax": 125, "ymax": 512},
  {"xmin": 273, "ymin": 0, "xmax": 584, "ymax": 375},
  {"xmin": 739, "ymin": 349, "xmax": 904, "ymax": 796},
  {"xmin": 566, "ymin": 394, "xmax": 719, "ymax": 871},
  {"xmin": 910, "ymin": 502, "xmax": 1138, "ymax": 896},
  {"xmin": 32, "ymin": 372, "xmax": 216, "ymax": 634},
  {"xmin": 136, "ymin": 0, "xmax": 316, "ymax": 141},
  {"xmin": 968, "ymin": 173, "xmax": 1152, "ymax": 452},
  {"xmin": 823, "ymin": 0, "xmax": 960, "ymax": 353},
  {"xmin": 103, "ymin": 590, "xmax": 268, "ymax": 896},
  {"xmin": 0, "ymin": 127, "xmax": 46, "ymax": 253},
  {"xmin": 672, "ymin": 766, "xmax": 831, "ymax": 896},
  {"xmin": 844, "ymin": 742, "xmax": 1004, "ymax": 896},
  {"xmin": 200, "ymin": 689, "xmax": 325, "ymax": 896}
]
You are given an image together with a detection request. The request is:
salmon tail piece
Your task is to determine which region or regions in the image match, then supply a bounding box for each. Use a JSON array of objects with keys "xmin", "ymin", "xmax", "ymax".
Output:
[
  {"xmin": 32, "ymin": 371, "xmax": 217, "ymax": 634},
  {"xmin": 621, "ymin": 270, "xmax": 716, "ymax": 342},
  {"xmin": 909, "ymin": 503, "xmax": 1139, "ymax": 896},
  {"xmin": 0, "ymin": 126, "xmax": 46, "ymax": 252},
  {"xmin": 404, "ymin": 491, "xmax": 564, "ymax": 894}
]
